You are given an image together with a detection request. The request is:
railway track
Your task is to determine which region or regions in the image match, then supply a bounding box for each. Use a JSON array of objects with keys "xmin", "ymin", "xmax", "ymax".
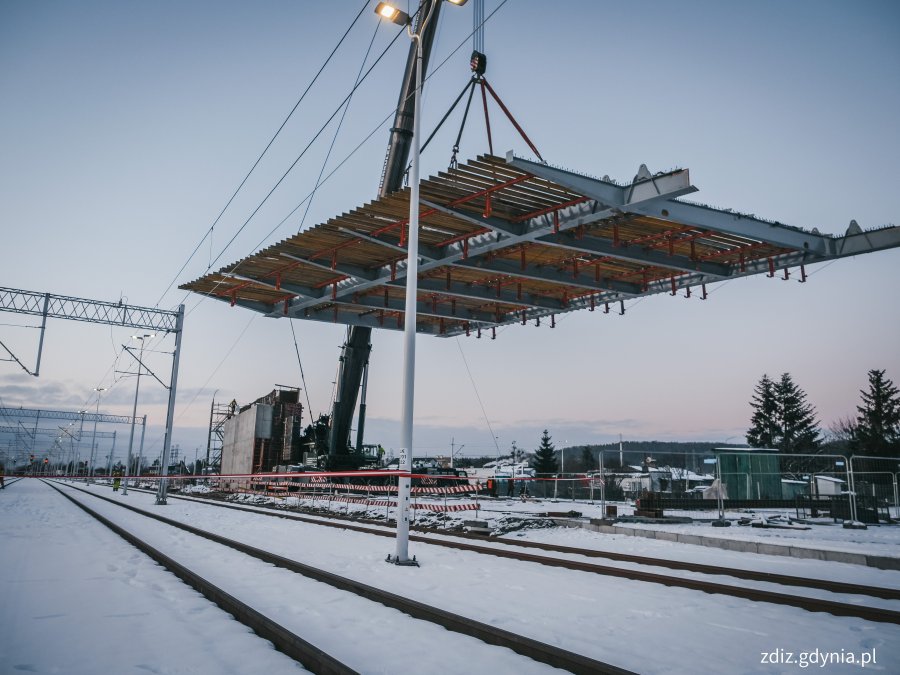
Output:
[
  {"xmin": 138, "ymin": 486, "xmax": 900, "ymax": 614},
  {"xmin": 46, "ymin": 480, "xmax": 634, "ymax": 675}
]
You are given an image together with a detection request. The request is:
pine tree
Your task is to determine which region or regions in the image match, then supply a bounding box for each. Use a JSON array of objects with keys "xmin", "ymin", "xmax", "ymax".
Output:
[
  {"xmin": 746, "ymin": 374, "xmax": 778, "ymax": 448},
  {"xmin": 581, "ymin": 446, "xmax": 595, "ymax": 472},
  {"xmin": 531, "ymin": 429, "xmax": 558, "ymax": 475},
  {"xmin": 854, "ymin": 369, "xmax": 900, "ymax": 457},
  {"xmin": 746, "ymin": 373, "xmax": 820, "ymax": 452},
  {"xmin": 776, "ymin": 373, "xmax": 820, "ymax": 453}
]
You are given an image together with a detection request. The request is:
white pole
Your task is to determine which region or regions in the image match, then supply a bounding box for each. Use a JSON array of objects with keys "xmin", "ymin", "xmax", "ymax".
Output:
[
  {"xmin": 599, "ymin": 448, "xmax": 606, "ymax": 514},
  {"xmin": 391, "ymin": 25, "xmax": 423, "ymax": 566},
  {"xmin": 135, "ymin": 415, "xmax": 147, "ymax": 482},
  {"xmin": 122, "ymin": 337, "xmax": 147, "ymax": 495},
  {"xmin": 88, "ymin": 388, "xmax": 105, "ymax": 483},
  {"xmin": 156, "ymin": 305, "xmax": 185, "ymax": 505},
  {"xmin": 846, "ymin": 455, "xmax": 857, "ymax": 522},
  {"xmin": 893, "ymin": 473, "xmax": 898, "ymax": 510},
  {"xmin": 106, "ymin": 431, "xmax": 117, "ymax": 477},
  {"xmin": 716, "ymin": 455, "xmax": 724, "ymax": 521}
]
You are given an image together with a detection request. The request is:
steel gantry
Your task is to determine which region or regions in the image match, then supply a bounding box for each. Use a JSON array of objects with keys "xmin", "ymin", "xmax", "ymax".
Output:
[
  {"xmin": 0, "ymin": 407, "xmax": 144, "ymax": 476},
  {"xmin": 0, "ymin": 288, "xmax": 184, "ymax": 504}
]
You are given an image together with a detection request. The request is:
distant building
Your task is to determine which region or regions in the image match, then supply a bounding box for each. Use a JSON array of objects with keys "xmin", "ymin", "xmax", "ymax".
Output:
[
  {"xmin": 812, "ymin": 475, "xmax": 846, "ymax": 497},
  {"xmin": 781, "ymin": 479, "xmax": 808, "ymax": 499},
  {"xmin": 220, "ymin": 387, "xmax": 303, "ymax": 486}
]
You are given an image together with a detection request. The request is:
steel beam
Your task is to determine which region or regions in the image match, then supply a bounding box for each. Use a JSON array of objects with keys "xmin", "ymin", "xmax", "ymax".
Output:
[
  {"xmin": 395, "ymin": 277, "xmax": 565, "ymax": 311},
  {"xmin": 830, "ymin": 226, "xmax": 900, "ymax": 257},
  {"xmin": 536, "ymin": 232, "xmax": 731, "ymax": 278},
  {"xmin": 452, "ymin": 257, "xmax": 640, "ymax": 296},
  {"xmin": 279, "ymin": 252, "xmax": 376, "ymax": 282},
  {"xmin": 0, "ymin": 287, "xmax": 180, "ymax": 332},
  {"xmin": 0, "ymin": 407, "xmax": 143, "ymax": 425},
  {"xmin": 505, "ymin": 154, "xmax": 697, "ymax": 210},
  {"xmin": 333, "ymin": 294, "xmax": 497, "ymax": 325},
  {"xmin": 0, "ymin": 426, "xmax": 115, "ymax": 439},
  {"xmin": 505, "ymin": 156, "xmax": 832, "ymax": 255},
  {"xmin": 222, "ymin": 273, "xmax": 317, "ymax": 299},
  {"xmin": 337, "ymin": 226, "xmax": 441, "ymax": 260}
]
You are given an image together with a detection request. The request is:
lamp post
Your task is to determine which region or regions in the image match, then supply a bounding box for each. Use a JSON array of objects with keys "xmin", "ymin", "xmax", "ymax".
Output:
[
  {"xmin": 376, "ymin": 0, "xmax": 466, "ymax": 566},
  {"xmin": 123, "ymin": 334, "xmax": 153, "ymax": 495},
  {"xmin": 450, "ymin": 440, "xmax": 464, "ymax": 469},
  {"xmin": 75, "ymin": 410, "xmax": 86, "ymax": 478},
  {"xmin": 87, "ymin": 387, "xmax": 106, "ymax": 482}
]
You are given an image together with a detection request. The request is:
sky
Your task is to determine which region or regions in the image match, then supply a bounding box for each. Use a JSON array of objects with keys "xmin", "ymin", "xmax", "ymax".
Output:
[
  {"xmin": 3, "ymin": 480, "xmax": 899, "ymax": 674},
  {"xmin": 1, "ymin": 0, "xmax": 899, "ymax": 466}
]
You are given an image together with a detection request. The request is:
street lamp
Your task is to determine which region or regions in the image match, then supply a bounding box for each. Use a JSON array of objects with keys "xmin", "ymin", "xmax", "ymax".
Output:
[
  {"xmin": 375, "ymin": 2, "xmax": 410, "ymax": 24},
  {"xmin": 378, "ymin": 0, "xmax": 466, "ymax": 566},
  {"xmin": 88, "ymin": 387, "xmax": 106, "ymax": 482},
  {"xmin": 122, "ymin": 334, "xmax": 154, "ymax": 495}
]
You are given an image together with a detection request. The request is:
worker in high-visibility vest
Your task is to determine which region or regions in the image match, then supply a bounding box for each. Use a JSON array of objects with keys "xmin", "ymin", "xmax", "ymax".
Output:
[{"xmin": 112, "ymin": 469, "xmax": 122, "ymax": 492}]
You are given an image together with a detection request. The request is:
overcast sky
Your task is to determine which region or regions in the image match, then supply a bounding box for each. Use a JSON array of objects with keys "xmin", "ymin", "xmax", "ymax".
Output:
[{"xmin": 2, "ymin": 0, "xmax": 899, "ymax": 464}]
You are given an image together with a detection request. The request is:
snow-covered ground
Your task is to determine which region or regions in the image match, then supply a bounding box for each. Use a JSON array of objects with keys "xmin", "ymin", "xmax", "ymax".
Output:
[{"xmin": 2, "ymin": 479, "xmax": 899, "ymax": 674}]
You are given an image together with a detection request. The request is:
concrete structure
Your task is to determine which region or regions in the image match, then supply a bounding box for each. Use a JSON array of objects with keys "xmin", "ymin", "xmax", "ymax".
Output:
[{"xmin": 220, "ymin": 387, "xmax": 303, "ymax": 487}]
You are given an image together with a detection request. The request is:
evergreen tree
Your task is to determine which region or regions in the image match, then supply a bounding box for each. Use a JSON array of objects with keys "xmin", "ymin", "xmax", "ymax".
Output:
[
  {"xmin": 531, "ymin": 429, "xmax": 558, "ymax": 475},
  {"xmin": 581, "ymin": 446, "xmax": 595, "ymax": 471},
  {"xmin": 746, "ymin": 373, "xmax": 820, "ymax": 452},
  {"xmin": 853, "ymin": 369, "xmax": 900, "ymax": 457},
  {"xmin": 776, "ymin": 373, "xmax": 820, "ymax": 453},
  {"xmin": 746, "ymin": 374, "xmax": 778, "ymax": 448}
]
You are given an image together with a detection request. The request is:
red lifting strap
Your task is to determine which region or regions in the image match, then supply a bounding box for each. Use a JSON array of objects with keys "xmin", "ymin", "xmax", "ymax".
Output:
[{"xmin": 481, "ymin": 78, "xmax": 544, "ymax": 163}]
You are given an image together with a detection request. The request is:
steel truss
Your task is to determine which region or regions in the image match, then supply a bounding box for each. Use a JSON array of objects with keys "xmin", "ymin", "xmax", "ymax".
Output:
[
  {"xmin": 183, "ymin": 155, "xmax": 900, "ymax": 339},
  {"xmin": 0, "ymin": 407, "xmax": 145, "ymax": 426},
  {"xmin": 0, "ymin": 287, "xmax": 184, "ymax": 504}
]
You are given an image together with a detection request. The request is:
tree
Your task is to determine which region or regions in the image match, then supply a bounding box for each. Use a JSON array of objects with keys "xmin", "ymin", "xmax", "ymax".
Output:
[
  {"xmin": 580, "ymin": 446, "xmax": 595, "ymax": 472},
  {"xmin": 531, "ymin": 430, "xmax": 558, "ymax": 475},
  {"xmin": 776, "ymin": 373, "xmax": 820, "ymax": 453},
  {"xmin": 746, "ymin": 374, "xmax": 778, "ymax": 448},
  {"xmin": 853, "ymin": 369, "xmax": 900, "ymax": 457},
  {"xmin": 746, "ymin": 373, "xmax": 820, "ymax": 453},
  {"xmin": 823, "ymin": 416, "xmax": 856, "ymax": 453}
]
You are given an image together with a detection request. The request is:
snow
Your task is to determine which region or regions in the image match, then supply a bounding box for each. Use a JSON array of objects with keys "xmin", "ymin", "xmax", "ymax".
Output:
[{"xmin": 2, "ymin": 479, "xmax": 900, "ymax": 674}]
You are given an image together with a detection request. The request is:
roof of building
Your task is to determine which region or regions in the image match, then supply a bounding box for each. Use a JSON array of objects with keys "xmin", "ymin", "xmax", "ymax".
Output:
[{"xmin": 181, "ymin": 153, "xmax": 900, "ymax": 337}]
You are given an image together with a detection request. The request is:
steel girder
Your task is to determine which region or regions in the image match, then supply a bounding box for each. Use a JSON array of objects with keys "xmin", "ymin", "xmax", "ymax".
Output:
[
  {"xmin": 0, "ymin": 288, "xmax": 180, "ymax": 332},
  {"xmin": 0, "ymin": 407, "xmax": 144, "ymax": 426},
  {"xmin": 183, "ymin": 154, "xmax": 900, "ymax": 338}
]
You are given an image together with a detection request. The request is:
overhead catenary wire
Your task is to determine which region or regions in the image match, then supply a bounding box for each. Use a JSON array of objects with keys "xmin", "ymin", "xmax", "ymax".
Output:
[
  {"xmin": 155, "ymin": 1, "xmax": 512, "ymax": 441},
  {"xmin": 154, "ymin": 0, "xmax": 372, "ymax": 310},
  {"xmin": 177, "ymin": 22, "xmax": 408, "ymax": 309},
  {"xmin": 141, "ymin": 313, "xmax": 260, "ymax": 456},
  {"xmin": 283, "ymin": 16, "xmax": 382, "ymax": 424},
  {"xmin": 206, "ymin": 0, "xmax": 510, "ymax": 281},
  {"xmin": 296, "ymin": 15, "xmax": 382, "ymax": 242},
  {"xmin": 179, "ymin": 0, "xmax": 510, "ymax": 316},
  {"xmin": 289, "ymin": 320, "xmax": 315, "ymax": 421},
  {"xmin": 454, "ymin": 338, "xmax": 502, "ymax": 457}
]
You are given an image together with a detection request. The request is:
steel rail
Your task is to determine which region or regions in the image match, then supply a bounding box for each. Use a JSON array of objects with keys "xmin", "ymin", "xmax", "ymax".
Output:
[
  {"xmin": 139, "ymin": 488, "xmax": 900, "ymax": 600},
  {"xmin": 487, "ymin": 532, "xmax": 900, "ymax": 601},
  {"xmin": 46, "ymin": 481, "xmax": 357, "ymax": 675},
  {"xmin": 50, "ymin": 481, "xmax": 635, "ymax": 675}
]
